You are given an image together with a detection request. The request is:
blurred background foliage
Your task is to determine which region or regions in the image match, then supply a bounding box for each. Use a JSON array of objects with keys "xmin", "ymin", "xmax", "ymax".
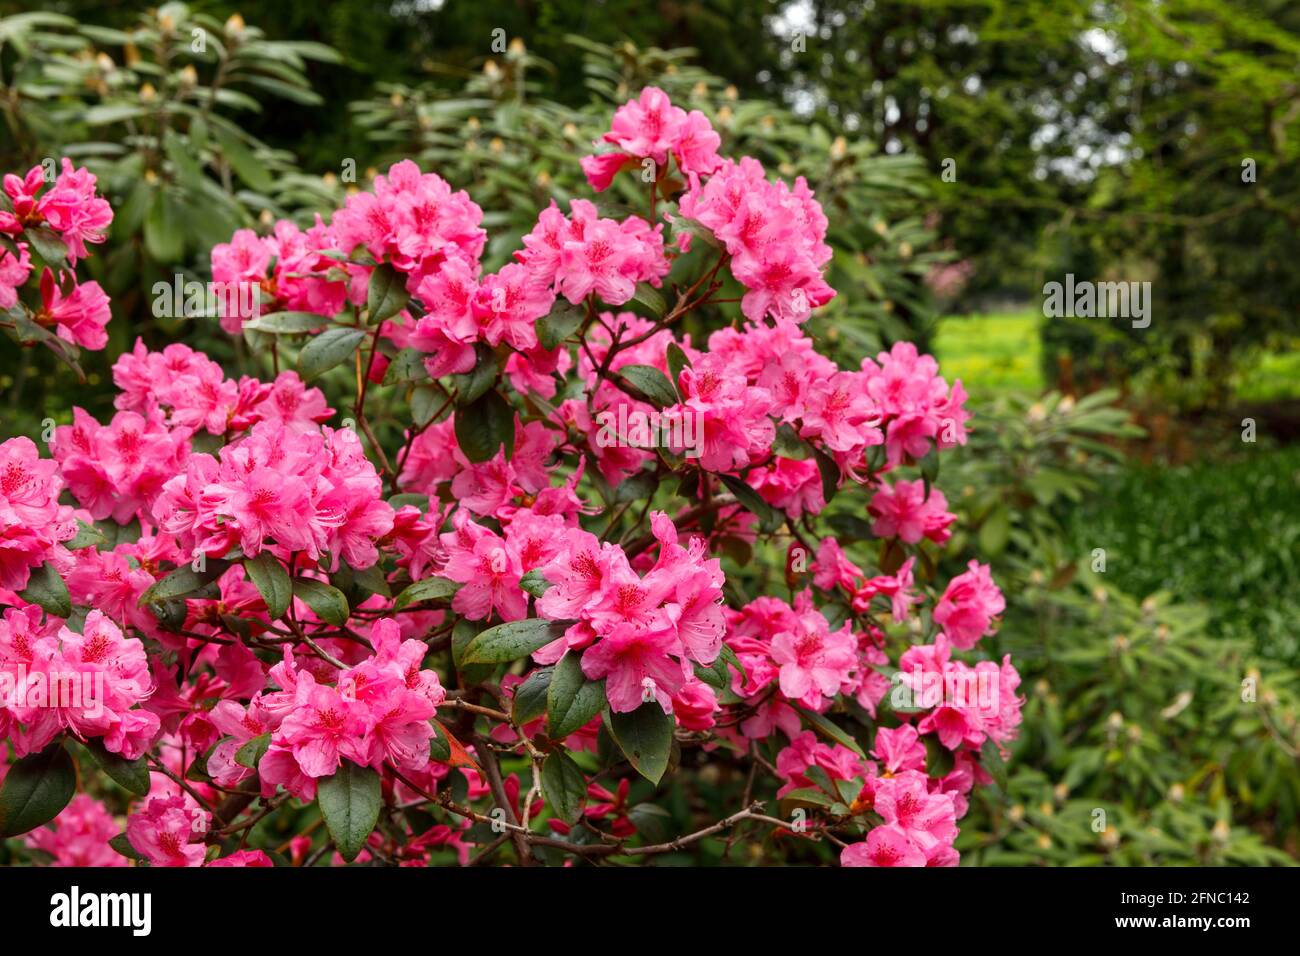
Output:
[{"xmin": 2, "ymin": 0, "xmax": 1297, "ymax": 865}]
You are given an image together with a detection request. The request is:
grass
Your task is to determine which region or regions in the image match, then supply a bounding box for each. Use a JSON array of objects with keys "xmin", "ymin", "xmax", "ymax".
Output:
[
  {"xmin": 932, "ymin": 309, "xmax": 1043, "ymax": 397},
  {"xmin": 1064, "ymin": 444, "xmax": 1300, "ymax": 664},
  {"xmin": 1236, "ymin": 350, "xmax": 1300, "ymax": 403},
  {"xmin": 934, "ymin": 309, "xmax": 1300, "ymax": 404}
]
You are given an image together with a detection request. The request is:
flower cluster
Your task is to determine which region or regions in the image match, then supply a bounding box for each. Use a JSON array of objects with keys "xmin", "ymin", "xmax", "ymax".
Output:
[
  {"xmin": 153, "ymin": 418, "xmax": 393, "ymax": 569},
  {"xmin": 533, "ymin": 512, "xmax": 725, "ymax": 714},
  {"xmin": 580, "ymin": 85, "xmax": 722, "ymax": 189},
  {"xmin": 248, "ymin": 619, "xmax": 446, "ymax": 801},
  {"xmin": 2, "ymin": 87, "xmax": 1018, "ymax": 870},
  {"xmin": 0, "ymin": 609, "xmax": 159, "ymax": 760},
  {"xmin": 1, "ymin": 161, "xmax": 113, "ymax": 348},
  {"xmin": 0, "ymin": 437, "xmax": 78, "ymax": 592}
]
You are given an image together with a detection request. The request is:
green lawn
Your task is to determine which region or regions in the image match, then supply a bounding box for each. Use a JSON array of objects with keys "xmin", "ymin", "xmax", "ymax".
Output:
[
  {"xmin": 935, "ymin": 310, "xmax": 1300, "ymax": 403},
  {"xmin": 933, "ymin": 309, "xmax": 1043, "ymax": 397}
]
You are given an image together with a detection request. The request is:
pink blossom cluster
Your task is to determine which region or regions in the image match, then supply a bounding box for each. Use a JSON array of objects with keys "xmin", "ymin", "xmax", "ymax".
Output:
[
  {"xmin": 113, "ymin": 340, "xmax": 333, "ymax": 436},
  {"xmin": 531, "ymin": 511, "xmax": 725, "ymax": 714},
  {"xmin": 1, "ymin": 91, "xmax": 1021, "ymax": 870},
  {"xmin": 25, "ymin": 794, "xmax": 125, "ymax": 867},
  {"xmin": 153, "ymin": 419, "xmax": 393, "ymax": 568},
  {"xmin": 0, "ymin": 436, "xmax": 78, "ymax": 592},
  {"xmin": 240, "ymin": 619, "xmax": 446, "ymax": 801},
  {"xmin": 580, "ymin": 85, "xmax": 723, "ymax": 189},
  {"xmin": 0, "ymin": 608, "xmax": 160, "ymax": 760},
  {"xmin": 1, "ymin": 161, "xmax": 113, "ymax": 348},
  {"xmin": 679, "ymin": 156, "xmax": 836, "ymax": 323}
]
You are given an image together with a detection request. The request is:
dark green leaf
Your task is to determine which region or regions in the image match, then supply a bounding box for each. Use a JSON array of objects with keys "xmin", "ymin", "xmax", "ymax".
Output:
[
  {"xmin": 665, "ymin": 342, "xmax": 691, "ymax": 389},
  {"xmin": 392, "ymin": 575, "xmax": 459, "ymax": 611},
  {"xmin": 243, "ymin": 311, "xmax": 328, "ymax": 334},
  {"xmin": 462, "ymin": 618, "xmax": 569, "ymax": 665},
  {"xmin": 540, "ymin": 750, "xmax": 586, "ymax": 824},
  {"xmin": 617, "ymin": 364, "xmax": 678, "ymax": 408},
  {"xmin": 536, "ymin": 302, "xmax": 584, "ymax": 350},
  {"xmin": 19, "ymin": 561, "xmax": 71, "ymax": 617},
  {"xmin": 84, "ymin": 739, "xmax": 150, "ymax": 797},
  {"xmin": 292, "ymin": 578, "xmax": 350, "ymax": 625},
  {"xmin": 512, "ymin": 667, "xmax": 553, "ymax": 726},
  {"xmin": 214, "ymin": 125, "xmax": 273, "ymax": 192},
  {"xmin": 366, "ymin": 263, "xmax": 410, "ymax": 323},
  {"xmin": 317, "ymin": 759, "xmax": 382, "ymax": 863},
  {"xmin": 450, "ymin": 344, "xmax": 499, "ymax": 406},
  {"xmin": 0, "ymin": 743, "xmax": 76, "ymax": 837},
  {"xmin": 138, "ymin": 559, "xmax": 229, "ymax": 606},
  {"xmin": 547, "ymin": 652, "xmax": 606, "ymax": 739},
  {"xmin": 607, "ymin": 703, "xmax": 674, "ymax": 785},
  {"xmin": 244, "ymin": 552, "xmax": 291, "ymax": 619},
  {"xmin": 23, "ymin": 224, "xmax": 68, "ymax": 271},
  {"xmin": 454, "ymin": 390, "xmax": 515, "ymax": 463},
  {"xmin": 631, "ymin": 282, "xmax": 666, "ymax": 317},
  {"xmin": 298, "ymin": 327, "xmax": 366, "ymax": 382},
  {"xmin": 235, "ymin": 733, "xmax": 272, "ymax": 770},
  {"xmin": 796, "ymin": 706, "xmax": 866, "ymax": 757},
  {"xmin": 719, "ymin": 473, "xmax": 782, "ymax": 533},
  {"xmin": 519, "ymin": 569, "xmax": 552, "ymax": 598}
]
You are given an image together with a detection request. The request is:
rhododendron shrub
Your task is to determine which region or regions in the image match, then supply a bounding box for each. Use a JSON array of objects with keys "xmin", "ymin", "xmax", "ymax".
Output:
[{"xmin": 0, "ymin": 88, "xmax": 1019, "ymax": 868}]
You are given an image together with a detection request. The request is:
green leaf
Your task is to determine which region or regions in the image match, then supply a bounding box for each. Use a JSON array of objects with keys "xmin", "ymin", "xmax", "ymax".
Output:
[
  {"xmin": 349, "ymin": 561, "xmax": 391, "ymax": 599},
  {"xmin": 718, "ymin": 643, "xmax": 747, "ymax": 686},
  {"xmin": 67, "ymin": 520, "xmax": 108, "ymax": 550},
  {"xmin": 607, "ymin": 703, "xmax": 675, "ymax": 785},
  {"xmin": 546, "ymin": 652, "xmax": 606, "ymax": 739},
  {"xmin": 164, "ymin": 129, "xmax": 205, "ymax": 188},
  {"xmin": 84, "ymin": 739, "xmax": 150, "ymax": 797},
  {"xmin": 392, "ymin": 575, "xmax": 459, "ymax": 611},
  {"xmin": 298, "ymin": 327, "xmax": 366, "ymax": 381},
  {"xmin": 235, "ymin": 733, "xmax": 272, "ymax": 770},
  {"xmin": 428, "ymin": 721, "xmax": 452, "ymax": 762},
  {"xmin": 144, "ymin": 189, "xmax": 184, "ymax": 263},
  {"xmin": 631, "ymin": 282, "xmax": 666, "ymax": 317},
  {"xmin": 462, "ymin": 618, "xmax": 569, "ymax": 665},
  {"xmin": 536, "ymin": 302, "xmax": 584, "ymax": 350},
  {"xmin": 23, "ymin": 224, "xmax": 68, "ymax": 271},
  {"xmin": 0, "ymin": 743, "xmax": 76, "ymax": 837},
  {"xmin": 512, "ymin": 667, "xmax": 553, "ymax": 726},
  {"xmin": 718, "ymin": 473, "xmax": 782, "ymax": 533},
  {"xmin": 214, "ymin": 124, "xmax": 273, "ymax": 192},
  {"xmin": 540, "ymin": 750, "xmax": 587, "ymax": 824},
  {"xmin": 450, "ymin": 344, "xmax": 499, "ymax": 406},
  {"xmin": 317, "ymin": 760, "xmax": 382, "ymax": 863},
  {"xmin": 366, "ymin": 263, "xmax": 410, "ymax": 323},
  {"xmin": 519, "ymin": 569, "xmax": 552, "ymax": 598},
  {"xmin": 980, "ymin": 737, "xmax": 1009, "ymax": 791},
  {"xmin": 692, "ymin": 656, "xmax": 729, "ymax": 691},
  {"xmin": 979, "ymin": 504, "xmax": 1011, "ymax": 557},
  {"xmin": 796, "ymin": 706, "xmax": 866, "ymax": 757},
  {"xmin": 18, "ymin": 561, "xmax": 71, "ymax": 617},
  {"xmin": 243, "ymin": 311, "xmax": 328, "ymax": 334},
  {"xmin": 772, "ymin": 423, "xmax": 810, "ymax": 459},
  {"xmin": 293, "ymin": 578, "xmax": 351, "ymax": 625},
  {"xmin": 454, "ymin": 390, "xmax": 515, "ymax": 463},
  {"xmin": 382, "ymin": 347, "xmax": 431, "ymax": 385},
  {"xmin": 617, "ymin": 364, "xmax": 678, "ymax": 408},
  {"xmin": 813, "ymin": 447, "xmax": 841, "ymax": 503},
  {"xmin": 244, "ymin": 552, "xmax": 291, "ymax": 619},
  {"xmin": 108, "ymin": 832, "xmax": 146, "ymax": 862},
  {"xmin": 138, "ymin": 559, "xmax": 229, "ymax": 606},
  {"xmin": 665, "ymin": 342, "xmax": 691, "ymax": 389}
]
